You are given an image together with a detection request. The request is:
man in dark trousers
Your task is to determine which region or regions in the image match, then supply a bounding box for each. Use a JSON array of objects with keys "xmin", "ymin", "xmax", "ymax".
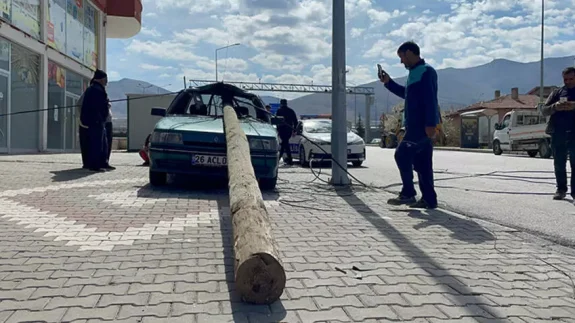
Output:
[
  {"xmin": 275, "ymin": 99, "xmax": 298, "ymax": 165},
  {"xmin": 541, "ymin": 67, "xmax": 575, "ymax": 202},
  {"xmin": 379, "ymin": 41, "xmax": 440, "ymax": 209},
  {"xmin": 80, "ymin": 70, "xmax": 110, "ymax": 172},
  {"xmin": 104, "ymin": 100, "xmax": 115, "ymax": 170}
]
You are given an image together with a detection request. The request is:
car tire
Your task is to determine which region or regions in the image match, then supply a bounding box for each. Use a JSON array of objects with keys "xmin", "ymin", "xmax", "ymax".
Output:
[
  {"xmin": 299, "ymin": 146, "xmax": 308, "ymax": 168},
  {"xmin": 527, "ymin": 150, "xmax": 538, "ymax": 158},
  {"xmin": 259, "ymin": 176, "xmax": 277, "ymax": 191},
  {"xmin": 493, "ymin": 140, "xmax": 503, "ymax": 155},
  {"xmin": 352, "ymin": 161, "xmax": 363, "ymax": 167},
  {"xmin": 539, "ymin": 139, "xmax": 552, "ymax": 158},
  {"xmin": 149, "ymin": 170, "xmax": 167, "ymax": 186}
]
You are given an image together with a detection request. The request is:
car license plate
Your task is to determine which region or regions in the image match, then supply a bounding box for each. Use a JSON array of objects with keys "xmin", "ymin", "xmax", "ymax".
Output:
[{"xmin": 191, "ymin": 154, "xmax": 227, "ymax": 167}]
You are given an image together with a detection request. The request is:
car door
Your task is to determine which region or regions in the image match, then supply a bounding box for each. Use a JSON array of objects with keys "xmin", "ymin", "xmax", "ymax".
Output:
[
  {"xmin": 289, "ymin": 121, "xmax": 303, "ymax": 158},
  {"xmin": 498, "ymin": 114, "xmax": 512, "ymax": 150}
]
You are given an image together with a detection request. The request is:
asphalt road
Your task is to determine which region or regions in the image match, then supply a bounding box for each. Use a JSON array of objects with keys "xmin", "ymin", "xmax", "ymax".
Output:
[{"xmin": 345, "ymin": 146, "xmax": 575, "ymax": 247}]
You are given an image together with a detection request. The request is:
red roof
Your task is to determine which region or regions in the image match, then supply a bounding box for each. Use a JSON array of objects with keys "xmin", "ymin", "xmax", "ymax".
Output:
[{"xmin": 448, "ymin": 94, "xmax": 540, "ymax": 117}]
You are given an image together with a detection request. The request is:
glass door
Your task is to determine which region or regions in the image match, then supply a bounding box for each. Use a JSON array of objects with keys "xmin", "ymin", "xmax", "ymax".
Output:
[
  {"xmin": 0, "ymin": 71, "xmax": 8, "ymax": 152},
  {"xmin": 64, "ymin": 93, "xmax": 79, "ymax": 151}
]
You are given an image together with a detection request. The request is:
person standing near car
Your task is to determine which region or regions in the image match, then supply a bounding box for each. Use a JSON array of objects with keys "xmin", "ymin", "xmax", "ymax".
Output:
[
  {"xmin": 379, "ymin": 41, "xmax": 440, "ymax": 209},
  {"xmin": 80, "ymin": 69, "xmax": 110, "ymax": 172},
  {"xmin": 275, "ymin": 99, "xmax": 298, "ymax": 165},
  {"xmin": 540, "ymin": 67, "xmax": 575, "ymax": 201}
]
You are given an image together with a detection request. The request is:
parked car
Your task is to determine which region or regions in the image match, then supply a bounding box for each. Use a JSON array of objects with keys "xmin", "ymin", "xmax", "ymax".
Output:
[
  {"xmin": 288, "ymin": 118, "xmax": 366, "ymax": 167},
  {"xmin": 148, "ymin": 82, "xmax": 281, "ymax": 189},
  {"xmin": 492, "ymin": 109, "xmax": 551, "ymax": 158}
]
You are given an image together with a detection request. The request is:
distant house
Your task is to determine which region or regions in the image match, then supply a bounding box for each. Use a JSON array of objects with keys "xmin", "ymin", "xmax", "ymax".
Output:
[{"xmin": 446, "ymin": 87, "xmax": 542, "ymax": 147}]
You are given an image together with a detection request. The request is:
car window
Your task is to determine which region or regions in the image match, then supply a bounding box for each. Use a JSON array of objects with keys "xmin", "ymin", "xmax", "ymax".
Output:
[
  {"xmin": 303, "ymin": 120, "xmax": 352, "ymax": 133},
  {"xmin": 166, "ymin": 91, "xmax": 193, "ymax": 114},
  {"xmin": 502, "ymin": 115, "xmax": 511, "ymax": 128}
]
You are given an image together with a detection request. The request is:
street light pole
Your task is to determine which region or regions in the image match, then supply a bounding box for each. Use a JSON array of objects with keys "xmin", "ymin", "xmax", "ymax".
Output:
[
  {"xmin": 330, "ymin": 0, "xmax": 350, "ymax": 186},
  {"xmin": 539, "ymin": 0, "xmax": 545, "ymax": 104},
  {"xmin": 215, "ymin": 43, "xmax": 240, "ymax": 82}
]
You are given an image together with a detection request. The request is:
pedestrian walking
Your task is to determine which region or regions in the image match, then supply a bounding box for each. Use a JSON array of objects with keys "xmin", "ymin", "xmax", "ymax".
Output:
[
  {"xmin": 275, "ymin": 99, "xmax": 298, "ymax": 165},
  {"xmin": 104, "ymin": 100, "xmax": 115, "ymax": 170},
  {"xmin": 76, "ymin": 92, "xmax": 88, "ymax": 169},
  {"xmin": 378, "ymin": 41, "xmax": 440, "ymax": 209},
  {"xmin": 80, "ymin": 69, "xmax": 110, "ymax": 172},
  {"xmin": 540, "ymin": 67, "xmax": 575, "ymax": 201}
]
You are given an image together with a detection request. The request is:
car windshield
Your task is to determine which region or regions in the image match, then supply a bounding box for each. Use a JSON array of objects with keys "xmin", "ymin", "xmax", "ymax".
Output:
[
  {"xmin": 166, "ymin": 90, "xmax": 270, "ymax": 122},
  {"xmin": 304, "ymin": 120, "xmax": 351, "ymax": 133}
]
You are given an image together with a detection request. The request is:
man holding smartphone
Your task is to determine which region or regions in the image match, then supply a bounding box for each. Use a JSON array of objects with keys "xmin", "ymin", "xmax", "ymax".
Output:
[
  {"xmin": 378, "ymin": 41, "xmax": 440, "ymax": 209},
  {"xmin": 540, "ymin": 67, "xmax": 575, "ymax": 201}
]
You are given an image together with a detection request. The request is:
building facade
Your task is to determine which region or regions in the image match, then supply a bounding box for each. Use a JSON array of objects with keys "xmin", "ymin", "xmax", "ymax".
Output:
[{"xmin": 0, "ymin": 0, "xmax": 142, "ymax": 154}]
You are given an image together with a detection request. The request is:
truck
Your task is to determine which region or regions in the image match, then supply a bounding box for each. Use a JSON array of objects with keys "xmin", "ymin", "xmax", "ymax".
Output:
[{"xmin": 492, "ymin": 109, "xmax": 551, "ymax": 158}]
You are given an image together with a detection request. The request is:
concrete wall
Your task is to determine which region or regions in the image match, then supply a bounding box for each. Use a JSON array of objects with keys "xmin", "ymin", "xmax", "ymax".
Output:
[{"xmin": 126, "ymin": 93, "xmax": 176, "ymax": 151}]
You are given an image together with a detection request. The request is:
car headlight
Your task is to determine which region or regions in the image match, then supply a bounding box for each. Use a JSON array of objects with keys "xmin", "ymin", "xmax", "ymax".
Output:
[
  {"xmin": 150, "ymin": 132, "xmax": 183, "ymax": 144},
  {"xmin": 249, "ymin": 138, "xmax": 278, "ymax": 151},
  {"xmin": 309, "ymin": 138, "xmax": 330, "ymax": 146},
  {"xmin": 349, "ymin": 138, "xmax": 364, "ymax": 145}
]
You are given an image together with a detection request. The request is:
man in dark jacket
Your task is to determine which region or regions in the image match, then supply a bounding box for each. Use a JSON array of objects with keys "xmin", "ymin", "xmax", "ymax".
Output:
[
  {"xmin": 379, "ymin": 41, "xmax": 440, "ymax": 209},
  {"xmin": 275, "ymin": 99, "xmax": 298, "ymax": 165},
  {"xmin": 80, "ymin": 69, "xmax": 110, "ymax": 172},
  {"xmin": 540, "ymin": 67, "xmax": 575, "ymax": 201}
]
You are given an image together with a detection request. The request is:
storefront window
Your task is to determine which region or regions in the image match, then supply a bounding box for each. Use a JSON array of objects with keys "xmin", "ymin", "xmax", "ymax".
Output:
[
  {"xmin": 10, "ymin": 42, "xmax": 39, "ymax": 150},
  {"xmin": 47, "ymin": 61, "xmax": 65, "ymax": 149},
  {"xmin": 47, "ymin": 0, "xmax": 98, "ymax": 70},
  {"xmin": 11, "ymin": 0, "xmax": 41, "ymax": 39}
]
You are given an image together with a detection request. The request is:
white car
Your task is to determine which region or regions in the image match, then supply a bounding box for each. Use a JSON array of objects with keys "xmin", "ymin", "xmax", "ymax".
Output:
[{"xmin": 287, "ymin": 118, "xmax": 366, "ymax": 167}]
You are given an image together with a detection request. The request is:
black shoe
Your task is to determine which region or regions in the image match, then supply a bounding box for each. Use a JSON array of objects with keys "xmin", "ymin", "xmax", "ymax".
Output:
[
  {"xmin": 410, "ymin": 199, "xmax": 437, "ymax": 209},
  {"xmin": 553, "ymin": 191, "xmax": 567, "ymax": 200},
  {"xmin": 89, "ymin": 168, "xmax": 104, "ymax": 172},
  {"xmin": 103, "ymin": 165, "xmax": 116, "ymax": 170},
  {"xmin": 387, "ymin": 195, "xmax": 417, "ymax": 206}
]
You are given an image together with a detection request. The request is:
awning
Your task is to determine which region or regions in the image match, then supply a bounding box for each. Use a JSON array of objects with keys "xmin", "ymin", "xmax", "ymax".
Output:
[{"xmin": 460, "ymin": 108, "xmax": 498, "ymax": 118}]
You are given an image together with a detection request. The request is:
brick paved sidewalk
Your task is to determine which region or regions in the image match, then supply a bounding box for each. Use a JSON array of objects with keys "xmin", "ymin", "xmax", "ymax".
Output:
[{"xmin": 0, "ymin": 154, "xmax": 575, "ymax": 322}]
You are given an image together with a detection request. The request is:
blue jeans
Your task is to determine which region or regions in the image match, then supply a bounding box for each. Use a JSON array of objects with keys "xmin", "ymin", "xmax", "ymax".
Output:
[
  {"xmin": 551, "ymin": 132, "xmax": 575, "ymax": 196},
  {"xmin": 394, "ymin": 137, "xmax": 437, "ymax": 207}
]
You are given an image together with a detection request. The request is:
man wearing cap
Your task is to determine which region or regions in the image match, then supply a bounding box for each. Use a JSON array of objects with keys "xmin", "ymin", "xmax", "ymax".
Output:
[
  {"xmin": 275, "ymin": 99, "xmax": 298, "ymax": 165},
  {"xmin": 80, "ymin": 69, "xmax": 111, "ymax": 171}
]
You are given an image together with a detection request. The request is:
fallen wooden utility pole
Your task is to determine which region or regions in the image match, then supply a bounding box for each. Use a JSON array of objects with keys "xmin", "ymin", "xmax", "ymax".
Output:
[{"xmin": 222, "ymin": 104, "xmax": 286, "ymax": 305}]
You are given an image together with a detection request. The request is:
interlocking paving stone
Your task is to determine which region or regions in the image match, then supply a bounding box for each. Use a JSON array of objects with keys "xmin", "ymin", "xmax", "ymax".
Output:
[{"xmin": 1, "ymin": 153, "xmax": 575, "ymax": 322}]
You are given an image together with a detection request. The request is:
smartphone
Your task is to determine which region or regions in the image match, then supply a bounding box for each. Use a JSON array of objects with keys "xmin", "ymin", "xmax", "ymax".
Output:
[{"xmin": 377, "ymin": 64, "xmax": 383, "ymax": 77}]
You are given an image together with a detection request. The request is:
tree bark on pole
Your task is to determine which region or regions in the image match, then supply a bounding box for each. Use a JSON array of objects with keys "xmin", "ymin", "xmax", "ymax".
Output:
[{"xmin": 222, "ymin": 104, "xmax": 286, "ymax": 305}]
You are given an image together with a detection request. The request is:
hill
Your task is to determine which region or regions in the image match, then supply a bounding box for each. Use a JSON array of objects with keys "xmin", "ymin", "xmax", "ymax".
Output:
[{"xmin": 290, "ymin": 55, "xmax": 575, "ymax": 122}]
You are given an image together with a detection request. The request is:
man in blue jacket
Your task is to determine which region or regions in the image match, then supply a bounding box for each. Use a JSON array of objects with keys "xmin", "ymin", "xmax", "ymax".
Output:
[
  {"xmin": 80, "ymin": 70, "xmax": 110, "ymax": 172},
  {"xmin": 379, "ymin": 41, "xmax": 440, "ymax": 209}
]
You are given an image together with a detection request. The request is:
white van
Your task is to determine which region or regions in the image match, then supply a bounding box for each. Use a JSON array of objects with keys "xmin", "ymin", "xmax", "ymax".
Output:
[{"xmin": 492, "ymin": 110, "xmax": 551, "ymax": 158}]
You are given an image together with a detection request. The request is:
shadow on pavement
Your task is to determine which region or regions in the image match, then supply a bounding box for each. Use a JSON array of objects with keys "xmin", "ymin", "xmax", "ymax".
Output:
[
  {"xmin": 216, "ymin": 199, "xmax": 287, "ymax": 323},
  {"xmin": 337, "ymin": 188, "xmax": 506, "ymax": 321},
  {"xmin": 50, "ymin": 168, "xmax": 94, "ymax": 182},
  {"xmin": 406, "ymin": 209, "xmax": 495, "ymax": 244},
  {"xmin": 135, "ymin": 175, "xmax": 285, "ymax": 321}
]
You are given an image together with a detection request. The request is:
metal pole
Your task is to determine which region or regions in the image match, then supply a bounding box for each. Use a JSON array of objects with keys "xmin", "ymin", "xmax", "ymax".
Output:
[
  {"xmin": 365, "ymin": 95, "xmax": 371, "ymax": 143},
  {"xmin": 330, "ymin": 0, "xmax": 349, "ymax": 185},
  {"xmin": 215, "ymin": 50, "xmax": 218, "ymax": 82},
  {"xmin": 539, "ymin": 0, "xmax": 544, "ymax": 104}
]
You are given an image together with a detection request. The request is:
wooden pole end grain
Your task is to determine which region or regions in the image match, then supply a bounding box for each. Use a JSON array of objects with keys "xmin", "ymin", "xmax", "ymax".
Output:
[{"xmin": 222, "ymin": 105, "xmax": 287, "ymax": 305}]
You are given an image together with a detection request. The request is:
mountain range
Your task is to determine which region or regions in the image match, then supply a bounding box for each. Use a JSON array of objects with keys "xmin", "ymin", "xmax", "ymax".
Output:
[{"xmin": 108, "ymin": 55, "xmax": 575, "ymax": 121}]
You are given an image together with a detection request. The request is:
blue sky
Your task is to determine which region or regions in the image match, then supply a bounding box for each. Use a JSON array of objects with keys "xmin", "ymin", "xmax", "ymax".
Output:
[{"xmin": 106, "ymin": 0, "xmax": 575, "ymax": 98}]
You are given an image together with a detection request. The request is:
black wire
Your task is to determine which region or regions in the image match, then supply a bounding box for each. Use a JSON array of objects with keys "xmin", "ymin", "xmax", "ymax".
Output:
[{"xmin": 0, "ymin": 91, "xmax": 181, "ymax": 118}]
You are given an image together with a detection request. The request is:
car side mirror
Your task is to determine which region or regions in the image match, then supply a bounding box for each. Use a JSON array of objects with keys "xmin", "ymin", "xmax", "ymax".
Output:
[
  {"xmin": 271, "ymin": 116, "xmax": 284, "ymax": 126},
  {"xmin": 151, "ymin": 107, "xmax": 166, "ymax": 117},
  {"xmin": 494, "ymin": 123, "xmax": 500, "ymax": 130}
]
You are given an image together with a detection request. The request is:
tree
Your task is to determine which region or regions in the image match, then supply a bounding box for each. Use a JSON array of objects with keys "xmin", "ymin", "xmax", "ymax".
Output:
[{"xmin": 355, "ymin": 114, "xmax": 365, "ymax": 139}]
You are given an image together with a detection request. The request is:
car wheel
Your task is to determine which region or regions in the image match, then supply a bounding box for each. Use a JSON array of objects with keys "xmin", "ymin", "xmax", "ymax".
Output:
[
  {"xmin": 299, "ymin": 146, "xmax": 308, "ymax": 168},
  {"xmin": 539, "ymin": 139, "xmax": 552, "ymax": 158},
  {"xmin": 352, "ymin": 161, "xmax": 363, "ymax": 167},
  {"xmin": 149, "ymin": 170, "xmax": 167, "ymax": 186},
  {"xmin": 493, "ymin": 140, "xmax": 503, "ymax": 155},
  {"xmin": 527, "ymin": 150, "xmax": 538, "ymax": 158},
  {"xmin": 259, "ymin": 176, "xmax": 277, "ymax": 191}
]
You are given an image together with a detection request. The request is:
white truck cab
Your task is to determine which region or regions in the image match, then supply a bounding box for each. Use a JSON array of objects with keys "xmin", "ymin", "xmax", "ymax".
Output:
[{"xmin": 492, "ymin": 110, "xmax": 551, "ymax": 158}]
